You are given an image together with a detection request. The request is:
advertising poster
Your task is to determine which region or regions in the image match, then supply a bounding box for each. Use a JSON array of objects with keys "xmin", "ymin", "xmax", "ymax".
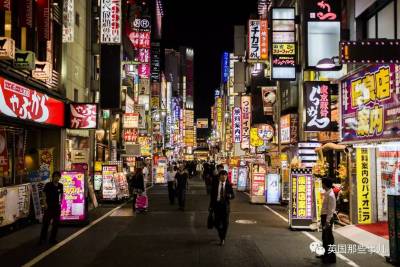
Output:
[
  {"xmin": 0, "ymin": 129, "xmax": 9, "ymax": 176},
  {"xmin": 114, "ymin": 172, "xmax": 129, "ymax": 199},
  {"xmin": 231, "ymin": 167, "xmax": 238, "ymax": 187},
  {"xmin": 70, "ymin": 104, "xmax": 97, "ymax": 129},
  {"xmin": 356, "ymin": 148, "xmax": 372, "ymax": 224},
  {"xmin": 290, "ymin": 168, "xmax": 313, "ymax": 229},
  {"xmin": 60, "ymin": 172, "xmax": 86, "ymax": 221},
  {"xmin": 38, "ymin": 148, "xmax": 54, "ymax": 180},
  {"xmin": 30, "ymin": 181, "xmax": 47, "ymax": 221},
  {"xmin": 4, "ymin": 187, "xmax": 19, "ymax": 226},
  {"xmin": 251, "ymin": 164, "xmax": 266, "ymax": 197},
  {"xmin": 18, "ymin": 184, "xmax": 30, "ymax": 218},
  {"xmin": 237, "ymin": 167, "xmax": 248, "ymax": 191},
  {"xmin": 266, "ymin": 174, "xmax": 281, "ymax": 204},
  {"xmin": 94, "ymin": 173, "xmax": 102, "ymax": 191},
  {"xmin": 100, "ymin": 0, "xmax": 121, "ymax": 44},
  {"xmin": 102, "ymin": 165, "xmax": 117, "ymax": 200},
  {"xmin": 241, "ymin": 96, "xmax": 252, "ymax": 149},
  {"xmin": 138, "ymin": 136, "xmax": 151, "ymax": 156},
  {"xmin": 341, "ymin": 64, "xmax": 400, "ymax": 142}
]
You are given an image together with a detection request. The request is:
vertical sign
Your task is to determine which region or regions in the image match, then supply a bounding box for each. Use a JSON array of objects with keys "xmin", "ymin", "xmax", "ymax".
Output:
[
  {"xmin": 151, "ymin": 42, "xmax": 161, "ymax": 82},
  {"xmin": 62, "ymin": 0, "xmax": 74, "ymax": 43},
  {"xmin": 37, "ymin": 0, "xmax": 50, "ymax": 41},
  {"xmin": 304, "ymin": 82, "xmax": 333, "ymax": 131},
  {"xmin": 356, "ymin": 148, "xmax": 372, "ymax": 224},
  {"xmin": 100, "ymin": 0, "xmax": 121, "ymax": 44},
  {"xmin": 216, "ymin": 97, "xmax": 223, "ymax": 137},
  {"xmin": 290, "ymin": 168, "xmax": 314, "ymax": 229},
  {"xmin": 18, "ymin": 0, "xmax": 33, "ymax": 28},
  {"xmin": 271, "ymin": 8, "xmax": 296, "ymax": 80},
  {"xmin": 221, "ymin": 52, "xmax": 229, "ymax": 83},
  {"xmin": 232, "ymin": 107, "xmax": 242, "ymax": 143},
  {"xmin": 241, "ymin": 96, "xmax": 251, "ymax": 149},
  {"xmin": 60, "ymin": 171, "xmax": 86, "ymax": 221},
  {"xmin": 260, "ymin": 19, "xmax": 268, "ymax": 60},
  {"xmin": 102, "ymin": 165, "xmax": 117, "ymax": 200},
  {"xmin": 248, "ymin": 20, "xmax": 261, "ymax": 60}
]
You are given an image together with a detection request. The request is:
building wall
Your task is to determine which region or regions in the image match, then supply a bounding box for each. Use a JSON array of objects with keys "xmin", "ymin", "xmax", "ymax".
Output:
[{"xmin": 62, "ymin": 0, "xmax": 89, "ymax": 102}]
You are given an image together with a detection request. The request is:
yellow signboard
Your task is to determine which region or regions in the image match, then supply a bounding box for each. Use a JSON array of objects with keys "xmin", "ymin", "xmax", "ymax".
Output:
[
  {"xmin": 272, "ymin": 43, "xmax": 295, "ymax": 55},
  {"xmin": 356, "ymin": 148, "xmax": 372, "ymax": 224},
  {"xmin": 250, "ymin": 128, "xmax": 263, "ymax": 147}
]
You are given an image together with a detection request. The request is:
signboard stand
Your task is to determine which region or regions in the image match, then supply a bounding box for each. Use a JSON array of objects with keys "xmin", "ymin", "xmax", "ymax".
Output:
[
  {"xmin": 289, "ymin": 168, "xmax": 314, "ymax": 230},
  {"xmin": 250, "ymin": 164, "xmax": 266, "ymax": 204}
]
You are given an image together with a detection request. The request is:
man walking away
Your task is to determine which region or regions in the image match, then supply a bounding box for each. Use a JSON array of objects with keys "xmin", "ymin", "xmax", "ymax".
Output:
[
  {"xmin": 40, "ymin": 171, "xmax": 63, "ymax": 244},
  {"xmin": 175, "ymin": 165, "xmax": 189, "ymax": 211},
  {"xmin": 209, "ymin": 170, "xmax": 234, "ymax": 246},
  {"xmin": 167, "ymin": 166, "xmax": 177, "ymax": 204},
  {"xmin": 319, "ymin": 178, "xmax": 336, "ymax": 263}
]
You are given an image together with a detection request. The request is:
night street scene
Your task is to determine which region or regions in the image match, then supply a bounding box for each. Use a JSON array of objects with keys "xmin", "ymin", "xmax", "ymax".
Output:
[{"xmin": 2, "ymin": 0, "xmax": 400, "ymax": 266}]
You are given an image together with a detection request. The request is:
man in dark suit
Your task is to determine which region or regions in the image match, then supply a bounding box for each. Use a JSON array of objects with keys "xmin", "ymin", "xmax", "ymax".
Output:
[{"xmin": 209, "ymin": 170, "xmax": 234, "ymax": 246}]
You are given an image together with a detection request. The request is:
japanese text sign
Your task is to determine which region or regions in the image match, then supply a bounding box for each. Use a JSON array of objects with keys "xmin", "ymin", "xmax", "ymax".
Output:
[
  {"xmin": 70, "ymin": 104, "xmax": 97, "ymax": 129},
  {"xmin": 291, "ymin": 169, "xmax": 313, "ymax": 220},
  {"xmin": 62, "ymin": 0, "xmax": 74, "ymax": 43},
  {"xmin": 232, "ymin": 107, "xmax": 242, "ymax": 143},
  {"xmin": 356, "ymin": 148, "xmax": 371, "ymax": 224},
  {"xmin": 304, "ymin": 0, "xmax": 341, "ymax": 21},
  {"xmin": 341, "ymin": 65, "xmax": 400, "ymax": 142},
  {"xmin": 248, "ymin": 20, "xmax": 261, "ymax": 60},
  {"xmin": 100, "ymin": 0, "xmax": 121, "ymax": 43},
  {"xmin": 241, "ymin": 96, "xmax": 252, "ymax": 149},
  {"xmin": 304, "ymin": 82, "xmax": 333, "ymax": 131},
  {"xmin": 0, "ymin": 76, "xmax": 65, "ymax": 127},
  {"xmin": 123, "ymin": 113, "xmax": 139, "ymax": 129}
]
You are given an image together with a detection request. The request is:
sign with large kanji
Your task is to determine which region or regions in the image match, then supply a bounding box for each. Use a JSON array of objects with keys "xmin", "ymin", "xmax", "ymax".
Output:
[
  {"xmin": 100, "ymin": 0, "xmax": 121, "ymax": 44},
  {"xmin": 69, "ymin": 104, "xmax": 97, "ymax": 129},
  {"xmin": 304, "ymin": 82, "xmax": 333, "ymax": 132},
  {"xmin": 241, "ymin": 96, "xmax": 251, "ymax": 149},
  {"xmin": 0, "ymin": 76, "xmax": 65, "ymax": 126},
  {"xmin": 248, "ymin": 20, "xmax": 261, "ymax": 60},
  {"xmin": 232, "ymin": 107, "xmax": 242, "ymax": 143},
  {"xmin": 356, "ymin": 148, "xmax": 371, "ymax": 224}
]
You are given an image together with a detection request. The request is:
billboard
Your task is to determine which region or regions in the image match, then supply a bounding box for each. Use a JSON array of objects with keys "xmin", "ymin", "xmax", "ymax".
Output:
[
  {"xmin": 290, "ymin": 168, "xmax": 313, "ymax": 229},
  {"xmin": 69, "ymin": 104, "xmax": 97, "ymax": 129},
  {"xmin": 196, "ymin": 118, "xmax": 209, "ymax": 129},
  {"xmin": 248, "ymin": 20, "xmax": 261, "ymax": 60},
  {"xmin": 60, "ymin": 171, "xmax": 86, "ymax": 221},
  {"xmin": 341, "ymin": 64, "xmax": 400, "ymax": 142},
  {"xmin": 241, "ymin": 96, "xmax": 252, "ymax": 149}
]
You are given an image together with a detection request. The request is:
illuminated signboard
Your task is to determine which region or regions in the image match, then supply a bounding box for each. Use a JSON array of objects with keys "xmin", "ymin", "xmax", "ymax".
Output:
[
  {"xmin": 102, "ymin": 165, "xmax": 117, "ymax": 200},
  {"xmin": 280, "ymin": 114, "xmax": 298, "ymax": 144},
  {"xmin": 0, "ymin": 76, "xmax": 65, "ymax": 127},
  {"xmin": 100, "ymin": 0, "xmax": 121, "ymax": 44},
  {"xmin": 260, "ymin": 19, "xmax": 268, "ymax": 60},
  {"xmin": 304, "ymin": 0, "xmax": 341, "ymax": 68},
  {"xmin": 123, "ymin": 128, "xmax": 138, "ymax": 142},
  {"xmin": 70, "ymin": 104, "xmax": 97, "ymax": 129},
  {"xmin": 356, "ymin": 148, "xmax": 372, "ymax": 224},
  {"xmin": 248, "ymin": 20, "xmax": 261, "ymax": 60},
  {"xmin": 0, "ymin": 37, "xmax": 15, "ymax": 60},
  {"xmin": 266, "ymin": 173, "xmax": 281, "ymax": 204},
  {"xmin": 221, "ymin": 52, "xmax": 229, "ymax": 83},
  {"xmin": 261, "ymin": 86, "xmax": 276, "ymax": 115},
  {"xmin": 304, "ymin": 82, "xmax": 334, "ymax": 132},
  {"xmin": 60, "ymin": 171, "xmax": 86, "ymax": 221},
  {"xmin": 341, "ymin": 64, "xmax": 400, "ymax": 142},
  {"xmin": 123, "ymin": 113, "xmax": 139, "ymax": 129},
  {"xmin": 241, "ymin": 96, "xmax": 251, "ymax": 149},
  {"xmin": 62, "ymin": 0, "xmax": 74, "ymax": 43},
  {"xmin": 232, "ymin": 107, "xmax": 242, "ymax": 143},
  {"xmin": 290, "ymin": 169, "xmax": 313, "ymax": 221},
  {"xmin": 196, "ymin": 118, "xmax": 209, "ymax": 129},
  {"xmin": 271, "ymin": 8, "xmax": 296, "ymax": 80}
]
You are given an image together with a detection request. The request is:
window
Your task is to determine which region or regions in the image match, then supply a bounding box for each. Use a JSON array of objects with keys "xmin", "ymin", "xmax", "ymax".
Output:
[
  {"xmin": 367, "ymin": 16, "xmax": 376, "ymax": 38},
  {"xmin": 378, "ymin": 1, "xmax": 395, "ymax": 38}
]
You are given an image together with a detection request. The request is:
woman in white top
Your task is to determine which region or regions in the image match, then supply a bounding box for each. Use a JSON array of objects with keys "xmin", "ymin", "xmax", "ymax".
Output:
[{"xmin": 167, "ymin": 166, "xmax": 177, "ymax": 205}]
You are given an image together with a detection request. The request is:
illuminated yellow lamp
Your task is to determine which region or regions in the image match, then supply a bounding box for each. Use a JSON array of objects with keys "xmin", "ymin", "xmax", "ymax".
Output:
[{"xmin": 24, "ymin": 155, "xmax": 35, "ymax": 170}]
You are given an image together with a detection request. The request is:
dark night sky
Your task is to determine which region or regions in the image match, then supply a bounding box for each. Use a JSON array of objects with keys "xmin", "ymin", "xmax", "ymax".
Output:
[{"xmin": 162, "ymin": 1, "xmax": 258, "ymax": 120}]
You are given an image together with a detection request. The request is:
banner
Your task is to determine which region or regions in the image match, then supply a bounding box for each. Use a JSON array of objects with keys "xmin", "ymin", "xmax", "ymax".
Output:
[
  {"xmin": 356, "ymin": 148, "xmax": 372, "ymax": 224},
  {"xmin": 304, "ymin": 82, "xmax": 333, "ymax": 131},
  {"xmin": 341, "ymin": 64, "xmax": 400, "ymax": 142},
  {"xmin": 0, "ymin": 76, "xmax": 65, "ymax": 127},
  {"xmin": 30, "ymin": 181, "xmax": 47, "ymax": 221},
  {"xmin": 38, "ymin": 148, "xmax": 54, "ymax": 180},
  {"xmin": 60, "ymin": 171, "xmax": 86, "ymax": 221},
  {"xmin": 62, "ymin": 0, "xmax": 74, "ymax": 42},
  {"xmin": 0, "ymin": 129, "xmax": 9, "ymax": 176}
]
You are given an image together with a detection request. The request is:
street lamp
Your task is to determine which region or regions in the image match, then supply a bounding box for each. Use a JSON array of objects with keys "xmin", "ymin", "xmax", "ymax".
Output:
[{"xmin": 316, "ymin": 56, "xmax": 340, "ymax": 70}]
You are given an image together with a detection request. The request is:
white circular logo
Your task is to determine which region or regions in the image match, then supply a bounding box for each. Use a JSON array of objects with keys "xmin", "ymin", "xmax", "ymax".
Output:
[
  {"xmin": 309, "ymin": 241, "xmax": 325, "ymax": 256},
  {"xmin": 140, "ymin": 19, "xmax": 150, "ymax": 29}
]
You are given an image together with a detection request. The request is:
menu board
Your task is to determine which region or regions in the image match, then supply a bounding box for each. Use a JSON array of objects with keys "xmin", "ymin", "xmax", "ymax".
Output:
[
  {"xmin": 266, "ymin": 174, "xmax": 281, "ymax": 204},
  {"xmin": 102, "ymin": 165, "xmax": 117, "ymax": 200},
  {"xmin": 60, "ymin": 171, "xmax": 86, "ymax": 221},
  {"xmin": 290, "ymin": 168, "xmax": 314, "ymax": 229}
]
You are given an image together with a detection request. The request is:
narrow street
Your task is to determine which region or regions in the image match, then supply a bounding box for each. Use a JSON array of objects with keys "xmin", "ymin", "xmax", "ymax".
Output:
[{"xmin": 0, "ymin": 177, "xmax": 389, "ymax": 267}]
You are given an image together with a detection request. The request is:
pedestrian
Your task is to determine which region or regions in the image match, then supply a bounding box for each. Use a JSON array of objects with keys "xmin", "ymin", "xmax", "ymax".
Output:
[
  {"xmin": 175, "ymin": 165, "xmax": 189, "ymax": 211},
  {"xmin": 196, "ymin": 161, "xmax": 204, "ymax": 177},
  {"xmin": 318, "ymin": 178, "xmax": 336, "ymax": 263},
  {"xmin": 39, "ymin": 171, "xmax": 63, "ymax": 244},
  {"xmin": 143, "ymin": 163, "xmax": 149, "ymax": 184},
  {"xmin": 130, "ymin": 168, "xmax": 145, "ymax": 211},
  {"xmin": 167, "ymin": 166, "xmax": 177, "ymax": 204},
  {"xmin": 209, "ymin": 170, "xmax": 234, "ymax": 246},
  {"xmin": 212, "ymin": 164, "xmax": 224, "ymax": 183}
]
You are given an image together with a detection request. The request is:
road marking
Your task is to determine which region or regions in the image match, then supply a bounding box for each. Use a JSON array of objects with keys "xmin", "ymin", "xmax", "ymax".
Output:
[
  {"xmin": 263, "ymin": 205, "xmax": 288, "ymax": 223},
  {"xmin": 264, "ymin": 204, "xmax": 359, "ymax": 267},
  {"xmin": 22, "ymin": 202, "xmax": 127, "ymax": 267}
]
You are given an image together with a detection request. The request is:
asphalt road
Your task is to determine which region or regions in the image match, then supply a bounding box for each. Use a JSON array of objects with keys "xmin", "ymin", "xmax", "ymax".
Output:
[{"xmin": 0, "ymin": 177, "xmax": 391, "ymax": 267}]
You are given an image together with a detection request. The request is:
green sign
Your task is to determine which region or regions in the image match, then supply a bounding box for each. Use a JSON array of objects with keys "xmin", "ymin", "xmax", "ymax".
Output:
[{"xmin": 13, "ymin": 49, "xmax": 35, "ymax": 70}]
